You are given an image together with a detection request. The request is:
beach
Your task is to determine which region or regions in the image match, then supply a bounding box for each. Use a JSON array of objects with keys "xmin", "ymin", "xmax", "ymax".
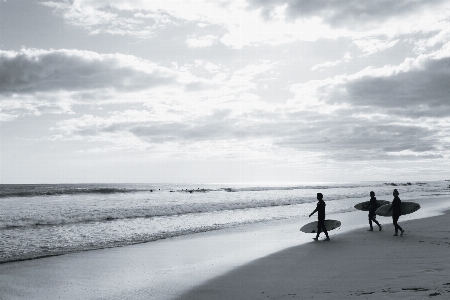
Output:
[
  {"xmin": 178, "ymin": 208, "xmax": 450, "ymax": 300},
  {"xmin": 3, "ymin": 1, "xmax": 450, "ymax": 299},
  {"xmin": 0, "ymin": 193, "xmax": 449, "ymax": 300}
]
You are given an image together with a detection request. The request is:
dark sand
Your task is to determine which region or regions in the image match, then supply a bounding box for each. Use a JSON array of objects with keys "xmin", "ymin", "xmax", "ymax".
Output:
[{"xmin": 178, "ymin": 210, "xmax": 450, "ymax": 300}]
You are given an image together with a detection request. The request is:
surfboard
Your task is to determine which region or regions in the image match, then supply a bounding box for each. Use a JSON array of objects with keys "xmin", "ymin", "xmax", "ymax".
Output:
[
  {"xmin": 354, "ymin": 200, "xmax": 390, "ymax": 211},
  {"xmin": 300, "ymin": 219, "xmax": 341, "ymax": 233},
  {"xmin": 375, "ymin": 202, "xmax": 421, "ymax": 217}
]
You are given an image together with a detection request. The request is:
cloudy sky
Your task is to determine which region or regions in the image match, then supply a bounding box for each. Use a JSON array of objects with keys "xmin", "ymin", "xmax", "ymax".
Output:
[{"xmin": 0, "ymin": 0, "xmax": 449, "ymax": 184}]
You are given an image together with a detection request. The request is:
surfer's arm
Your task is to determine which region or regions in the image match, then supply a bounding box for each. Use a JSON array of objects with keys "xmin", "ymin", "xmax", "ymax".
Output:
[{"xmin": 309, "ymin": 207, "xmax": 318, "ymax": 217}]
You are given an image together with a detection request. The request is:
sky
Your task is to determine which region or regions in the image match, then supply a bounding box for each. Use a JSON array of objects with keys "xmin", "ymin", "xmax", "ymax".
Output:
[{"xmin": 0, "ymin": 0, "xmax": 449, "ymax": 184}]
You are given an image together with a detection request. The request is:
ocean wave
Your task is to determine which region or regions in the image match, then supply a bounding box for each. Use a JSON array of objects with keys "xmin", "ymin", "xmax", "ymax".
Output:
[
  {"xmin": 0, "ymin": 220, "xmax": 262, "ymax": 264},
  {"xmin": 1, "ymin": 180, "xmax": 447, "ymax": 264},
  {"xmin": 0, "ymin": 181, "xmax": 439, "ymax": 229},
  {"xmin": 0, "ymin": 197, "xmax": 311, "ymax": 229},
  {"xmin": 0, "ymin": 202, "xmax": 373, "ymax": 264},
  {"xmin": 0, "ymin": 186, "xmax": 155, "ymax": 198},
  {"xmin": 0, "ymin": 181, "xmax": 414, "ymax": 198},
  {"xmin": 220, "ymin": 183, "xmax": 383, "ymax": 192}
]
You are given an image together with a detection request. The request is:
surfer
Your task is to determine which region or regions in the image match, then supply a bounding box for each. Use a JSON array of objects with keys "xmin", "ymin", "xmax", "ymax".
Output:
[
  {"xmin": 367, "ymin": 191, "xmax": 382, "ymax": 231},
  {"xmin": 385, "ymin": 189, "xmax": 404, "ymax": 236},
  {"xmin": 309, "ymin": 193, "xmax": 330, "ymax": 241}
]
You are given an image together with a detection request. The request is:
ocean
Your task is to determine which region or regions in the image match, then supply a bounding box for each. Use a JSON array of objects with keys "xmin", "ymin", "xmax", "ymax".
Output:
[{"xmin": 1, "ymin": 181, "xmax": 449, "ymax": 263}]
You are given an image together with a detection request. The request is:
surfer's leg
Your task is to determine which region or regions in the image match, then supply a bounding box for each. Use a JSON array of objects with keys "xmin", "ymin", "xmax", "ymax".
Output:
[
  {"xmin": 393, "ymin": 215, "xmax": 397, "ymax": 232},
  {"xmin": 393, "ymin": 215, "xmax": 401, "ymax": 235},
  {"xmin": 323, "ymin": 226, "xmax": 329, "ymax": 238},
  {"xmin": 373, "ymin": 218, "xmax": 381, "ymax": 231},
  {"xmin": 396, "ymin": 217, "xmax": 403, "ymax": 235},
  {"xmin": 315, "ymin": 223, "xmax": 322, "ymax": 239},
  {"xmin": 319, "ymin": 220, "xmax": 329, "ymax": 238},
  {"xmin": 372, "ymin": 217, "xmax": 381, "ymax": 227}
]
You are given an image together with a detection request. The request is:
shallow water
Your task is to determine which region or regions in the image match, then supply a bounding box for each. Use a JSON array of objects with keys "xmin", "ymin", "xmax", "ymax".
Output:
[{"xmin": 1, "ymin": 181, "xmax": 449, "ymax": 263}]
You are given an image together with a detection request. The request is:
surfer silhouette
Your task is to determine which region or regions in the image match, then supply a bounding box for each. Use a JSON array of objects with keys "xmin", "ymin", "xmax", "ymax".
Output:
[
  {"xmin": 309, "ymin": 193, "xmax": 330, "ymax": 241},
  {"xmin": 386, "ymin": 189, "xmax": 404, "ymax": 236},
  {"xmin": 367, "ymin": 191, "xmax": 382, "ymax": 231}
]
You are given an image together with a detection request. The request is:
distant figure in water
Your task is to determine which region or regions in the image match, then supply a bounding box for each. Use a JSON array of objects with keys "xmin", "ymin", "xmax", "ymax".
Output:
[
  {"xmin": 309, "ymin": 193, "xmax": 330, "ymax": 241},
  {"xmin": 386, "ymin": 189, "xmax": 404, "ymax": 236},
  {"xmin": 367, "ymin": 191, "xmax": 382, "ymax": 231}
]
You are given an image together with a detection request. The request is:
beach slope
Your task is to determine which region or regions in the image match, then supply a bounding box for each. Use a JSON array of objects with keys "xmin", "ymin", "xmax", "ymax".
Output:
[{"xmin": 178, "ymin": 211, "xmax": 450, "ymax": 300}]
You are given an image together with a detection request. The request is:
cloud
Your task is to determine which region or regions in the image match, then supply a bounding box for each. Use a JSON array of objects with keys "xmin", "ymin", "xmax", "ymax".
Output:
[
  {"xmin": 44, "ymin": 45, "xmax": 450, "ymax": 163},
  {"xmin": 0, "ymin": 112, "xmax": 18, "ymax": 122},
  {"xmin": 186, "ymin": 34, "xmax": 218, "ymax": 48},
  {"xmin": 323, "ymin": 55, "xmax": 450, "ymax": 118},
  {"xmin": 39, "ymin": 0, "xmax": 450, "ymax": 50},
  {"xmin": 54, "ymin": 108, "xmax": 237, "ymax": 142},
  {"xmin": 280, "ymin": 49, "xmax": 450, "ymax": 160},
  {"xmin": 50, "ymin": 96, "xmax": 449, "ymax": 162},
  {"xmin": 248, "ymin": 0, "xmax": 446, "ymax": 28},
  {"xmin": 353, "ymin": 38, "xmax": 399, "ymax": 56},
  {"xmin": 184, "ymin": 80, "xmax": 216, "ymax": 92},
  {"xmin": 40, "ymin": 1, "xmax": 159, "ymax": 38},
  {"xmin": 0, "ymin": 48, "xmax": 284, "ymax": 121},
  {"xmin": 50, "ymin": 109, "xmax": 255, "ymax": 157},
  {"xmin": 288, "ymin": 42, "xmax": 450, "ymax": 116},
  {"xmin": 274, "ymin": 117, "xmax": 443, "ymax": 161},
  {"xmin": 4, "ymin": 43, "xmax": 443, "ymax": 164},
  {"xmin": 0, "ymin": 48, "xmax": 177, "ymax": 95},
  {"xmin": 0, "ymin": 93, "xmax": 75, "ymax": 120},
  {"xmin": 310, "ymin": 60, "xmax": 341, "ymax": 71},
  {"xmin": 242, "ymin": 0, "xmax": 450, "ymax": 50}
]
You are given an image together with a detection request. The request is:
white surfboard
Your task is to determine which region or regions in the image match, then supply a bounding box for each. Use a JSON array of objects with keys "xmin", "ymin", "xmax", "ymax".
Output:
[
  {"xmin": 375, "ymin": 202, "xmax": 420, "ymax": 217},
  {"xmin": 354, "ymin": 200, "xmax": 390, "ymax": 211},
  {"xmin": 300, "ymin": 219, "xmax": 341, "ymax": 233}
]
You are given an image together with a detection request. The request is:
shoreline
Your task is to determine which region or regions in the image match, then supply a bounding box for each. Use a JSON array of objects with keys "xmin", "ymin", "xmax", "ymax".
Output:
[{"xmin": 0, "ymin": 196, "xmax": 449, "ymax": 299}]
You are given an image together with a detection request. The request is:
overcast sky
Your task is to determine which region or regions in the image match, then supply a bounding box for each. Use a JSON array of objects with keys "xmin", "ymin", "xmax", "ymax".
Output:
[{"xmin": 0, "ymin": 0, "xmax": 449, "ymax": 184}]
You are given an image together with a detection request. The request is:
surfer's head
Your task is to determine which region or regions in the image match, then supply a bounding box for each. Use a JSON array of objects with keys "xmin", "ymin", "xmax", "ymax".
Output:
[
  {"xmin": 370, "ymin": 191, "xmax": 375, "ymax": 197},
  {"xmin": 317, "ymin": 193, "xmax": 323, "ymax": 200},
  {"xmin": 393, "ymin": 189, "xmax": 399, "ymax": 196}
]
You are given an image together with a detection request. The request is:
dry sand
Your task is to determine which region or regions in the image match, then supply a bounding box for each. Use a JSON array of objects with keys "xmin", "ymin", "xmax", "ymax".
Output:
[{"xmin": 177, "ymin": 210, "xmax": 450, "ymax": 300}]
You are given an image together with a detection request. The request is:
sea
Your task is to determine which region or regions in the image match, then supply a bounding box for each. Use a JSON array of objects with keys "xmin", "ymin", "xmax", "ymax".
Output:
[{"xmin": 1, "ymin": 181, "xmax": 449, "ymax": 263}]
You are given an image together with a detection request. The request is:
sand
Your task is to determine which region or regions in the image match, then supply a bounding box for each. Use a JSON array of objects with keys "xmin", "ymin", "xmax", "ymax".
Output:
[
  {"xmin": 1, "ymin": 197, "xmax": 449, "ymax": 300},
  {"xmin": 178, "ymin": 210, "xmax": 450, "ymax": 300}
]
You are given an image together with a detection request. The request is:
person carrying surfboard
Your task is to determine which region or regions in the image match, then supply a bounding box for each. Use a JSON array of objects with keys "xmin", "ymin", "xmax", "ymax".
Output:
[
  {"xmin": 309, "ymin": 193, "xmax": 330, "ymax": 241},
  {"xmin": 367, "ymin": 191, "xmax": 382, "ymax": 231},
  {"xmin": 385, "ymin": 189, "xmax": 404, "ymax": 236}
]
